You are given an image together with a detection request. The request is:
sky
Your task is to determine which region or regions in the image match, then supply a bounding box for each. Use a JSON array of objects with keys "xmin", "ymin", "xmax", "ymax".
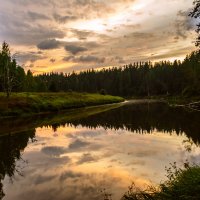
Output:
[{"xmin": 0, "ymin": 0, "xmax": 197, "ymax": 74}]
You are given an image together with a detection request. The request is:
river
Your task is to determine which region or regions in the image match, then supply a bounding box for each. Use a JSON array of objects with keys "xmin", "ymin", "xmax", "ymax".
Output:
[{"xmin": 0, "ymin": 100, "xmax": 200, "ymax": 200}]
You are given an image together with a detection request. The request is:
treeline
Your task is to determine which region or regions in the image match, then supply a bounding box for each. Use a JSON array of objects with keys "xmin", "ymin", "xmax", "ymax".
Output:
[
  {"xmin": 35, "ymin": 51, "xmax": 200, "ymax": 97},
  {"xmin": 1, "ymin": 42, "xmax": 200, "ymax": 97}
]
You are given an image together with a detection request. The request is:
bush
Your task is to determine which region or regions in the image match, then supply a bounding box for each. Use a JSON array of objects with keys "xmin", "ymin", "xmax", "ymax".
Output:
[
  {"xmin": 122, "ymin": 162, "xmax": 200, "ymax": 200},
  {"xmin": 99, "ymin": 89, "xmax": 107, "ymax": 95}
]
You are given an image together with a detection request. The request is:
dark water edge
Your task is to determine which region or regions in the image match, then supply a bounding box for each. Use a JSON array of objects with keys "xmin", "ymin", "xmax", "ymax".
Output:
[
  {"xmin": 0, "ymin": 102, "xmax": 123, "ymax": 136},
  {"xmin": 1, "ymin": 99, "xmax": 199, "ymax": 143},
  {"xmin": 0, "ymin": 100, "xmax": 200, "ymax": 200}
]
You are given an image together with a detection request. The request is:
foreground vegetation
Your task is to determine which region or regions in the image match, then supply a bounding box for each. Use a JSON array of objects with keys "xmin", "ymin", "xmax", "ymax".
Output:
[
  {"xmin": 0, "ymin": 92, "xmax": 124, "ymax": 117},
  {"xmin": 122, "ymin": 163, "xmax": 200, "ymax": 200}
]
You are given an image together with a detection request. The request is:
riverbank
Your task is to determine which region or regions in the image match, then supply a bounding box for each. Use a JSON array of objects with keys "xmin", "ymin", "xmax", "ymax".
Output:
[
  {"xmin": 0, "ymin": 92, "xmax": 124, "ymax": 117},
  {"xmin": 0, "ymin": 102, "xmax": 123, "ymax": 136},
  {"xmin": 127, "ymin": 95, "xmax": 200, "ymax": 111},
  {"xmin": 153, "ymin": 95, "xmax": 200, "ymax": 111},
  {"xmin": 159, "ymin": 95, "xmax": 200, "ymax": 105}
]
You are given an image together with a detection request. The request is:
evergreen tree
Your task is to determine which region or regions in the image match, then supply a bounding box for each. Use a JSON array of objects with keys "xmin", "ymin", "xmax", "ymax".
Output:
[{"xmin": 0, "ymin": 42, "xmax": 14, "ymax": 98}]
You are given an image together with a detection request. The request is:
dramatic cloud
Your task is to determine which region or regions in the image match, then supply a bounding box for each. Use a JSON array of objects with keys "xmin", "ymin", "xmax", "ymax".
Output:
[
  {"xmin": 27, "ymin": 11, "xmax": 50, "ymax": 21},
  {"xmin": 15, "ymin": 51, "xmax": 46, "ymax": 63},
  {"xmin": 0, "ymin": 0, "xmax": 196, "ymax": 73},
  {"xmin": 78, "ymin": 55, "xmax": 105, "ymax": 63},
  {"xmin": 41, "ymin": 146, "xmax": 67, "ymax": 156},
  {"xmin": 34, "ymin": 175, "xmax": 57, "ymax": 185},
  {"xmin": 76, "ymin": 153, "xmax": 98, "ymax": 165},
  {"xmin": 71, "ymin": 29, "xmax": 96, "ymax": 40},
  {"xmin": 174, "ymin": 10, "xmax": 196, "ymax": 39},
  {"xmin": 37, "ymin": 39, "xmax": 61, "ymax": 50},
  {"xmin": 59, "ymin": 171, "xmax": 84, "ymax": 182},
  {"xmin": 63, "ymin": 55, "xmax": 105, "ymax": 63},
  {"xmin": 68, "ymin": 139, "xmax": 90, "ymax": 150},
  {"xmin": 115, "ymin": 56, "xmax": 126, "ymax": 64},
  {"xmin": 64, "ymin": 44, "xmax": 88, "ymax": 55},
  {"xmin": 53, "ymin": 13, "xmax": 78, "ymax": 23}
]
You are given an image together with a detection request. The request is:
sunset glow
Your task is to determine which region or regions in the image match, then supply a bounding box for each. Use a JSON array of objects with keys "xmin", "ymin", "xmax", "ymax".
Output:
[{"xmin": 0, "ymin": 0, "xmax": 196, "ymax": 74}]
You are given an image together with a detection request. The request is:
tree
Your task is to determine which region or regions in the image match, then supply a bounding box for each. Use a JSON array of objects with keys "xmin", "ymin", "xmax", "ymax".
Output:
[
  {"xmin": 15, "ymin": 66, "xmax": 26, "ymax": 92},
  {"xmin": 26, "ymin": 70, "xmax": 36, "ymax": 92},
  {"xmin": 0, "ymin": 42, "xmax": 18, "ymax": 98},
  {"xmin": 189, "ymin": 0, "xmax": 200, "ymax": 47}
]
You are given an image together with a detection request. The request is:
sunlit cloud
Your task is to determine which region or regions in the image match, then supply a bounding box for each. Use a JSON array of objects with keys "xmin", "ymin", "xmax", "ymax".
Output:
[{"xmin": 0, "ymin": 0, "xmax": 196, "ymax": 73}]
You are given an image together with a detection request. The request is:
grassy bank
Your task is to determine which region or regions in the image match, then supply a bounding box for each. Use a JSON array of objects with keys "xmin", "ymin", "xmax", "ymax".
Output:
[{"xmin": 0, "ymin": 92, "xmax": 124, "ymax": 117}]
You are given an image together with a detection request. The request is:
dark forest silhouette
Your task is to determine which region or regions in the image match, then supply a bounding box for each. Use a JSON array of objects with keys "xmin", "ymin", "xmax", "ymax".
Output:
[
  {"xmin": 34, "ymin": 52, "xmax": 200, "ymax": 97},
  {"xmin": 1, "ymin": 43, "xmax": 200, "ymax": 97}
]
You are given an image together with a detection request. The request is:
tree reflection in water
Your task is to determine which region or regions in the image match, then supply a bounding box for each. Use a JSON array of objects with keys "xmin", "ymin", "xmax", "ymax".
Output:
[
  {"xmin": 62, "ymin": 102, "xmax": 200, "ymax": 145},
  {"xmin": 0, "ymin": 130, "xmax": 36, "ymax": 199},
  {"xmin": 0, "ymin": 102, "xmax": 200, "ymax": 199}
]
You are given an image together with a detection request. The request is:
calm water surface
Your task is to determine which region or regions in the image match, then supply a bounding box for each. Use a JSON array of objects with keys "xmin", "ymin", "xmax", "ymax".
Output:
[{"xmin": 0, "ymin": 101, "xmax": 200, "ymax": 200}]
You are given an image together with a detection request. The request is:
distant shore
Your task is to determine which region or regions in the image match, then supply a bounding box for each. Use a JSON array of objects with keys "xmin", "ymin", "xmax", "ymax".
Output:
[
  {"xmin": 149, "ymin": 95, "xmax": 200, "ymax": 110},
  {"xmin": 0, "ymin": 92, "xmax": 124, "ymax": 118},
  {"xmin": 125, "ymin": 95, "xmax": 200, "ymax": 112}
]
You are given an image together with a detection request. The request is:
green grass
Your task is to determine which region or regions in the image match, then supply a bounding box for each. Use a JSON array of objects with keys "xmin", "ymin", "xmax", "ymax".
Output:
[{"xmin": 0, "ymin": 92, "xmax": 124, "ymax": 117}]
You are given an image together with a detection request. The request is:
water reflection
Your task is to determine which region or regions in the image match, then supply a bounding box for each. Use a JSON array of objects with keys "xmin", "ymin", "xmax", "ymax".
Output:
[
  {"xmin": 0, "ymin": 130, "xmax": 36, "ymax": 199},
  {"xmin": 68, "ymin": 102, "xmax": 200, "ymax": 145},
  {"xmin": 0, "ymin": 101, "xmax": 200, "ymax": 200}
]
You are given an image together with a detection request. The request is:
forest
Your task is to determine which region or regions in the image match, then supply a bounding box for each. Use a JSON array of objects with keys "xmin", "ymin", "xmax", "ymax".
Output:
[{"xmin": 0, "ymin": 41, "xmax": 200, "ymax": 97}]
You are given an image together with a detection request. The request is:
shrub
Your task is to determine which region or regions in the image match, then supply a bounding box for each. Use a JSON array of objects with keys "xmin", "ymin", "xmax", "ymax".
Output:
[
  {"xmin": 100, "ymin": 89, "xmax": 107, "ymax": 95},
  {"xmin": 122, "ymin": 162, "xmax": 200, "ymax": 200}
]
